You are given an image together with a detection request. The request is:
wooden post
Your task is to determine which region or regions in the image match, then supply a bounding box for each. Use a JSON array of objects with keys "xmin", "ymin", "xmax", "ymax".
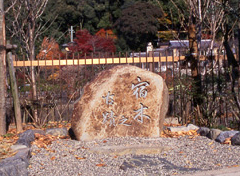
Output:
[
  {"xmin": 0, "ymin": 0, "xmax": 6, "ymax": 135},
  {"xmin": 7, "ymin": 45, "xmax": 22, "ymax": 132},
  {"xmin": 147, "ymin": 42, "xmax": 153, "ymax": 72}
]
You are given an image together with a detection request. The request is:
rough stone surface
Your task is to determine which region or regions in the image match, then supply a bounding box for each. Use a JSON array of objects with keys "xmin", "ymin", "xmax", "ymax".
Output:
[
  {"xmin": 16, "ymin": 129, "xmax": 35, "ymax": 147},
  {"xmin": 197, "ymin": 127, "xmax": 210, "ymax": 136},
  {"xmin": 33, "ymin": 129, "xmax": 46, "ymax": 135},
  {"xmin": 215, "ymin": 131, "xmax": 239, "ymax": 143},
  {"xmin": 167, "ymin": 126, "xmax": 189, "ymax": 132},
  {"xmin": 167, "ymin": 124, "xmax": 198, "ymax": 133},
  {"xmin": 10, "ymin": 144, "xmax": 28, "ymax": 151},
  {"xmin": 46, "ymin": 128, "xmax": 68, "ymax": 136},
  {"xmin": 206, "ymin": 129, "xmax": 222, "ymax": 140},
  {"xmin": 231, "ymin": 132, "xmax": 240, "ymax": 145},
  {"xmin": 120, "ymin": 156, "xmax": 200, "ymax": 172},
  {"xmin": 187, "ymin": 124, "xmax": 199, "ymax": 131},
  {"xmin": 0, "ymin": 148, "xmax": 30, "ymax": 176},
  {"xmin": 71, "ymin": 65, "xmax": 169, "ymax": 141}
]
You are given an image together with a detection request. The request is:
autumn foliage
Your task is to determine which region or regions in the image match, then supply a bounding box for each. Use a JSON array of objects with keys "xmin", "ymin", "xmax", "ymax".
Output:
[
  {"xmin": 70, "ymin": 29, "xmax": 116, "ymax": 55},
  {"xmin": 37, "ymin": 37, "xmax": 62, "ymax": 60},
  {"xmin": 95, "ymin": 29, "xmax": 117, "ymax": 40}
]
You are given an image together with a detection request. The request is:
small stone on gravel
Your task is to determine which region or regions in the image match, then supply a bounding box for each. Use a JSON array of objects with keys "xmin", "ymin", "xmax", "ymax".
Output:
[
  {"xmin": 215, "ymin": 131, "xmax": 239, "ymax": 143},
  {"xmin": 231, "ymin": 132, "xmax": 240, "ymax": 146},
  {"xmin": 197, "ymin": 127, "xmax": 210, "ymax": 136},
  {"xmin": 207, "ymin": 129, "xmax": 222, "ymax": 140}
]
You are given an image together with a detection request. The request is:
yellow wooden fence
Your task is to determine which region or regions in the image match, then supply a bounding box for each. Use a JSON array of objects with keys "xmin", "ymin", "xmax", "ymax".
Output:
[{"xmin": 12, "ymin": 55, "xmax": 226, "ymax": 67}]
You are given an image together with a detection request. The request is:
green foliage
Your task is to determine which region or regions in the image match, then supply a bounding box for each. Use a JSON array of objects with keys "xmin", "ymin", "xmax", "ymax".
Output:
[
  {"xmin": 5, "ymin": 0, "xmax": 239, "ymax": 53},
  {"xmin": 114, "ymin": 1, "xmax": 163, "ymax": 51},
  {"xmin": 2, "ymin": 133, "xmax": 15, "ymax": 138},
  {"xmin": 214, "ymin": 125, "xmax": 229, "ymax": 131}
]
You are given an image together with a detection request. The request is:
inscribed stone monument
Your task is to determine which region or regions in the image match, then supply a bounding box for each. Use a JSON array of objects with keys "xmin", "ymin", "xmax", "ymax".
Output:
[{"xmin": 71, "ymin": 65, "xmax": 169, "ymax": 141}]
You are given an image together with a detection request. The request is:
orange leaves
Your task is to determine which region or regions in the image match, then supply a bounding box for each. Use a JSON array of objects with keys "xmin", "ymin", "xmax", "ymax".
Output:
[
  {"xmin": 96, "ymin": 159, "xmax": 106, "ymax": 167},
  {"xmin": 208, "ymin": 141, "xmax": 214, "ymax": 145},
  {"xmin": 36, "ymin": 37, "xmax": 62, "ymax": 60},
  {"xmin": 96, "ymin": 163, "xmax": 106, "ymax": 167},
  {"xmin": 43, "ymin": 121, "xmax": 71, "ymax": 130},
  {"xmin": 95, "ymin": 29, "xmax": 117, "ymax": 40},
  {"xmin": 0, "ymin": 131, "xmax": 19, "ymax": 160},
  {"xmin": 228, "ymin": 165, "xmax": 239, "ymax": 168},
  {"xmin": 32, "ymin": 133, "xmax": 57, "ymax": 149},
  {"xmin": 223, "ymin": 138, "xmax": 231, "ymax": 145},
  {"xmin": 50, "ymin": 156, "xmax": 56, "ymax": 161},
  {"xmin": 161, "ymin": 129, "xmax": 199, "ymax": 138},
  {"xmin": 75, "ymin": 155, "xmax": 86, "ymax": 160}
]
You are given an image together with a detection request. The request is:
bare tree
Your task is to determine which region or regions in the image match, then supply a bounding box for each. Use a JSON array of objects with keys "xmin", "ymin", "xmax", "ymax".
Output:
[
  {"xmin": 6, "ymin": 0, "xmax": 49, "ymax": 123},
  {"xmin": 168, "ymin": 0, "xmax": 225, "ymax": 51}
]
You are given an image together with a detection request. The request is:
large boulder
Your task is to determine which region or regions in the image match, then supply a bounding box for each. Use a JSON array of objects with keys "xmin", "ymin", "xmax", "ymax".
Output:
[
  {"xmin": 231, "ymin": 132, "xmax": 240, "ymax": 145},
  {"xmin": 215, "ymin": 131, "xmax": 239, "ymax": 143},
  {"xmin": 197, "ymin": 127, "xmax": 210, "ymax": 136},
  {"xmin": 71, "ymin": 65, "xmax": 169, "ymax": 141},
  {"xmin": 207, "ymin": 129, "xmax": 222, "ymax": 140}
]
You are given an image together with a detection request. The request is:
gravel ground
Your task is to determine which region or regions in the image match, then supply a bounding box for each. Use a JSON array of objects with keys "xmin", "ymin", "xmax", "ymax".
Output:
[{"xmin": 28, "ymin": 136, "xmax": 240, "ymax": 176}]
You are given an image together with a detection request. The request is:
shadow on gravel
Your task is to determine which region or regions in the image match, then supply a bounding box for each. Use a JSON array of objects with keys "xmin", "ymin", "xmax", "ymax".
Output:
[{"xmin": 120, "ymin": 155, "xmax": 202, "ymax": 173}]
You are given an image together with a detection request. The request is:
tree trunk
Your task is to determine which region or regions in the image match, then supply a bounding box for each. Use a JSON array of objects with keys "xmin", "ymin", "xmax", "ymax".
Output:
[
  {"xmin": 0, "ymin": 0, "xmax": 6, "ymax": 135},
  {"xmin": 29, "ymin": 22, "xmax": 38, "ymax": 124},
  {"xmin": 189, "ymin": 23, "xmax": 198, "ymax": 78},
  {"xmin": 189, "ymin": 23, "xmax": 202, "ymax": 106},
  {"xmin": 224, "ymin": 24, "xmax": 238, "ymax": 68},
  {"xmin": 238, "ymin": 1, "xmax": 240, "ymax": 64},
  {"xmin": 7, "ymin": 51, "xmax": 22, "ymax": 132}
]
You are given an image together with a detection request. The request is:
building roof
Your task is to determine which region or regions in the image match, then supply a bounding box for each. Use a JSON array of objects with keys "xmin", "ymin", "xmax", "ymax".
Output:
[{"xmin": 168, "ymin": 39, "xmax": 219, "ymax": 50}]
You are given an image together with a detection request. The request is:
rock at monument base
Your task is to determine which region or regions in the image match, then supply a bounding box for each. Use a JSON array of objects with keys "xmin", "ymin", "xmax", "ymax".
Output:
[
  {"xmin": 215, "ymin": 131, "xmax": 239, "ymax": 143},
  {"xmin": 206, "ymin": 129, "xmax": 222, "ymax": 140},
  {"xmin": 46, "ymin": 128, "xmax": 68, "ymax": 136},
  {"xmin": 231, "ymin": 132, "xmax": 240, "ymax": 145},
  {"xmin": 71, "ymin": 65, "xmax": 169, "ymax": 141},
  {"xmin": 16, "ymin": 129, "xmax": 35, "ymax": 147},
  {"xmin": 167, "ymin": 124, "xmax": 199, "ymax": 133},
  {"xmin": 197, "ymin": 127, "xmax": 210, "ymax": 136}
]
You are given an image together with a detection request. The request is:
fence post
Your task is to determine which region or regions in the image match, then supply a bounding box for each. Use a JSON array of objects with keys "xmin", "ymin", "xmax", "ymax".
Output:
[
  {"xmin": 147, "ymin": 42, "xmax": 153, "ymax": 72},
  {"xmin": 6, "ymin": 44, "xmax": 22, "ymax": 132}
]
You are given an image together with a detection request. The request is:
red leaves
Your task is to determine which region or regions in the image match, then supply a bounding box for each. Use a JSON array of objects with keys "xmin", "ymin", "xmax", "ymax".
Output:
[{"xmin": 70, "ymin": 29, "xmax": 116, "ymax": 55}]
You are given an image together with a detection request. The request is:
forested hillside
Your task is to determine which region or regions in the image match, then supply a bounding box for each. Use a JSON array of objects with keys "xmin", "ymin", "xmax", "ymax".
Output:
[{"xmin": 4, "ymin": 0, "xmax": 240, "ymax": 53}]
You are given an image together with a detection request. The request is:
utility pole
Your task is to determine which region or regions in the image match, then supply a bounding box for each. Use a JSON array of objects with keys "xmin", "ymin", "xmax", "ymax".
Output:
[
  {"xmin": 0, "ymin": 0, "xmax": 6, "ymax": 135},
  {"xmin": 69, "ymin": 26, "xmax": 75, "ymax": 42}
]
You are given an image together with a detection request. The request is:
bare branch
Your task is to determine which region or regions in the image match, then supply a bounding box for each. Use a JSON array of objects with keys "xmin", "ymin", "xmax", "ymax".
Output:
[{"xmin": 5, "ymin": 0, "xmax": 17, "ymax": 13}]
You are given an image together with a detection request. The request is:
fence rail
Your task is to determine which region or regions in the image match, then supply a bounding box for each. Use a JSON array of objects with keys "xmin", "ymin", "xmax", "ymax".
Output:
[
  {"xmin": 12, "ymin": 55, "xmax": 227, "ymax": 67},
  {"xmin": 6, "ymin": 49, "xmax": 240, "ymax": 129}
]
